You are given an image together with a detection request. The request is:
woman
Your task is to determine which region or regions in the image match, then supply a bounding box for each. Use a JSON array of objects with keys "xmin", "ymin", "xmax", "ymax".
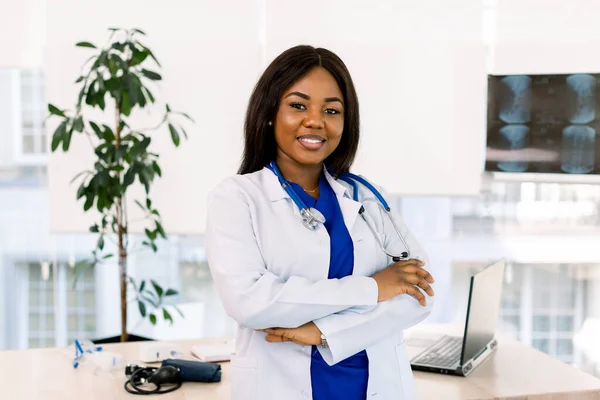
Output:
[{"xmin": 206, "ymin": 45, "xmax": 435, "ymax": 400}]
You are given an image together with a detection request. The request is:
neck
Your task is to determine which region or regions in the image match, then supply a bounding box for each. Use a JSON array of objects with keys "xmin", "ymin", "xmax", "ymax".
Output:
[{"xmin": 275, "ymin": 155, "xmax": 322, "ymax": 191}]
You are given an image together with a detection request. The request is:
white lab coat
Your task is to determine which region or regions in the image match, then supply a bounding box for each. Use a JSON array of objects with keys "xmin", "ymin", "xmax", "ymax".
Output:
[{"xmin": 205, "ymin": 167, "xmax": 435, "ymax": 400}]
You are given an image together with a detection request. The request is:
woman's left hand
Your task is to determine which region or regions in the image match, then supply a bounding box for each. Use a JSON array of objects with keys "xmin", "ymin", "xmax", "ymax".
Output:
[{"xmin": 258, "ymin": 322, "xmax": 322, "ymax": 346}]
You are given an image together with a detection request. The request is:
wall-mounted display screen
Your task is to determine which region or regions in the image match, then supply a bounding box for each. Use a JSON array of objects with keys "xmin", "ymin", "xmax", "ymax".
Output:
[{"xmin": 486, "ymin": 74, "xmax": 600, "ymax": 175}]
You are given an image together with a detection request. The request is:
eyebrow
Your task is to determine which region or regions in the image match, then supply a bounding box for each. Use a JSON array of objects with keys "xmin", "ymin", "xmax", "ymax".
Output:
[{"xmin": 285, "ymin": 91, "xmax": 344, "ymax": 105}]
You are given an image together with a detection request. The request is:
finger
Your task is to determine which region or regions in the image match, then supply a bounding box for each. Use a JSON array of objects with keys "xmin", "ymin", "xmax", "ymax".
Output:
[
  {"xmin": 404, "ymin": 274, "xmax": 433, "ymax": 296},
  {"xmin": 417, "ymin": 278, "xmax": 435, "ymax": 296},
  {"xmin": 262, "ymin": 328, "xmax": 282, "ymax": 336},
  {"xmin": 406, "ymin": 285, "xmax": 427, "ymax": 307},
  {"xmin": 415, "ymin": 268, "xmax": 435, "ymax": 283},
  {"xmin": 395, "ymin": 259, "xmax": 423, "ymax": 269},
  {"xmin": 266, "ymin": 334, "xmax": 287, "ymax": 342}
]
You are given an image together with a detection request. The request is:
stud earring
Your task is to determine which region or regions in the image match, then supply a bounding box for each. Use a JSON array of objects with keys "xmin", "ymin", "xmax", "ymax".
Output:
[{"xmin": 268, "ymin": 121, "xmax": 273, "ymax": 126}]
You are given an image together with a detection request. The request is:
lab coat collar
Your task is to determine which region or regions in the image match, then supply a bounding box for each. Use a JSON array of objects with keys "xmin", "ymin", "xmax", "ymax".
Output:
[
  {"xmin": 261, "ymin": 165, "xmax": 360, "ymax": 233},
  {"xmin": 261, "ymin": 165, "xmax": 351, "ymax": 202}
]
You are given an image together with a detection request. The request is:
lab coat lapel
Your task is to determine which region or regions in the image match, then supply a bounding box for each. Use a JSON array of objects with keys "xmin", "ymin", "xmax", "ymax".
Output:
[
  {"xmin": 324, "ymin": 170, "xmax": 361, "ymax": 234},
  {"xmin": 261, "ymin": 167, "xmax": 302, "ymax": 219}
]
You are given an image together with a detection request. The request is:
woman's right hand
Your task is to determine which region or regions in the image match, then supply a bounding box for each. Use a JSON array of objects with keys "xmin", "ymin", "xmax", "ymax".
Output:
[{"xmin": 371, "ymin": 259, "xmax": 435, "ymax": 306}]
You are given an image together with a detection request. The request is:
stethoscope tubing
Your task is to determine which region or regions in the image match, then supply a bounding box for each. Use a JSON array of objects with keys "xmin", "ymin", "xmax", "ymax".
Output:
[{"xmin": 268, "ymin": 161, "xmax": 411, "ymax": 260}]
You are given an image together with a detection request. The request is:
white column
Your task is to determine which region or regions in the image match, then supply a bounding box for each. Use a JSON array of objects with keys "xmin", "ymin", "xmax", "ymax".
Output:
[
  {"xmin": 400, "ymin": 197, "xmax": 454, "ymax": 323},
  {"xmin": 54, "ymin": 263, "xmax": 67, "ymax": 347}
]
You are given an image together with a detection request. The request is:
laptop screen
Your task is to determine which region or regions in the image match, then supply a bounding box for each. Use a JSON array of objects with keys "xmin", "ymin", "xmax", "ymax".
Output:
[{"xmin": 460, "ymin": 260, "xmax": 505, "ymax": 364}]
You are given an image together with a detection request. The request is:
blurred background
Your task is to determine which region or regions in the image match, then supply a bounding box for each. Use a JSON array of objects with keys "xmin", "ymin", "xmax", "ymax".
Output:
[{"xmin": 2, "ymin": 0, "xmax": 600, "ymax": 380}]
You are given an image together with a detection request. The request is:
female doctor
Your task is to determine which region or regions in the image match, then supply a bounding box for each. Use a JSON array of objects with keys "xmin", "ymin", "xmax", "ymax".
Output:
[{"xmin": 205, "ymin": 45, "xmax": 435, "ymax": 400}]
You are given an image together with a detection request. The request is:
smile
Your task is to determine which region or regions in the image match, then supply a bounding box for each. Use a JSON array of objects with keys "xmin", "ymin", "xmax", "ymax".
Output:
[{"xmin": 297, "ymin": 135, "xmax": 325, "ymax": 151}]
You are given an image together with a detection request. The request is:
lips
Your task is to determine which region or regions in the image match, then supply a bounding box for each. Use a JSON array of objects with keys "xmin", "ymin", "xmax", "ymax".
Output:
[{"xmin": 297, "ymin": 134, "xmax": 325, "ymax": 151}]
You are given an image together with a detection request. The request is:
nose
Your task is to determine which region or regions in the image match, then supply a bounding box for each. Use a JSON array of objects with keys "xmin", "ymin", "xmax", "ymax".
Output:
[{"xmin": 302, "ymin": 109, "xmax": 324, "ymax": 129}]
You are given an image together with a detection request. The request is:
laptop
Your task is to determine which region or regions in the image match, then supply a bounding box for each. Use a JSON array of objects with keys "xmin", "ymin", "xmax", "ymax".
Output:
[{"xmin": 408, "ymin": 259, "xmax": 505, "ymax": 376}]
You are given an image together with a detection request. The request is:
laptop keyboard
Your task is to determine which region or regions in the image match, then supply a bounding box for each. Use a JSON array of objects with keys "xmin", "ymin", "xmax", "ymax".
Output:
[{"xmin": 412, "ymin": 336, "xmax": 463, "ymax": 368}]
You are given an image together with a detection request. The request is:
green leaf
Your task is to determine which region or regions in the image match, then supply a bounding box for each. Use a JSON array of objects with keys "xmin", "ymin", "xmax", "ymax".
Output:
[
  {"xmin": 62, "ymin": 126, "xmax": 73, "ymax": 151},
  {"xmin": 83, "ymin": 195, "xmax": 94, "ymax": 211},
  {"xmin": 73, "ymin": 116, "xmax": 84, "ymax": 132},
  {"xmin": 89, "ymin": 224, "xmax": 99, "ymax": 233},
  {"xmin": 163, "ymin": 308, "xmax": 173, "ymax": 324},
  {"xmin": 168, "ymin": 124, "xmax": 180, "ymax": 147},
  {"xmin": 141, "ymin": 69, "xmax": 161, "ymax": 81},
  {"xmin": 89, "ymin": 121, "xmax": 103, "ymax": 138},
  {"xmin": 131, "ymin": 49, "xmax": 149, "ymax": 67},
  {"xmin": 51, "ymin": 121, "xmax": 67, "ymax": 151},
  {"xmin": 149, "ymin": 313, "xmax": 157, "ymax": 325},
  {"xmin": 156, "ymin": 222, "xmax": 166, "ymax": 239},
  {"xmin": 48, "ymin": 104, "xmax": 66, "ymax": 117},
  {"xmin": 138, "ymin": 300, "xmax": 147, "ymax": 317},
  {"xmin": 177, "ymin": 112, "xmax": 195, "ymax": 123},
  {"xmin": 123, "ymin": 165, "xmax": 136, "ymax": 186},
  {"xmin": 132, "ymin": 28, "xmax": 146, "ymax": 36},
  {"xmin": 121, "ymin": 91, "xmax": 131, "ymax": 116},
  {"xmin": 102, "ymin": 253, "xmax": 113, "ymax": 259},
  {"xmin": 128, "ymin": 276, "xmax": 138, "ymax": 291},
  {"xmin": 165, "ymin": 104, "xmax": 171, "ymax": 113},
  {"xmin": 180, "ymin": 126, "xmax": 188, "ymax": 140},
  {"xmin": 75, "ymin": 76, "xmax": 85, "ymax": 83},
  {"xmin": 145, "ymin": 228, "xmax": 157, "ymax": 241},
  {"xmin": 151, "ymin": 280, "xmax": 163, "ymax": 297},
  {"xmin": 152, "ymin": 161, "xmax": 162, "ymax": 177},
  {"xmin": 97, "ymin": 236, "xmax": 105, "ymax": 250},
  {"xmin": 139, "ymin": 280, "xmax": 146, "ymax": 293},
  {"xmin": 111, "ymin": 42, "xmax": 127, "ymax": 52},
  {"xmin": 76, "ymin": 183, "xmax": 86, "ymax": 199},
  {"xmin": 136, "ymin": 43, "xmax": 161, "ymax": 67},
  {"xmin": 143, "ymin": 87, "xmax": 155, "ymax": 103},
  {"xmin": 76, "ymin": 41, "xmax": 97, "ymax": 49},
  {"xmin": 135, "ymin": 200, "xmax": 145, "ymax": 210},
  {"xmin": 165, "ymin": 288, "xmax": 178, "ymax": 296},
  {"xmin": 102, "ymin": 125, "xmax": 115, "ymax": 141},
  {"xmin": 125, "ymin": 74, "xmax": 139, "ymax": 108},
  {"xmin": 146, "ymin": 198, "xmax": 152, "ymax": 208}
]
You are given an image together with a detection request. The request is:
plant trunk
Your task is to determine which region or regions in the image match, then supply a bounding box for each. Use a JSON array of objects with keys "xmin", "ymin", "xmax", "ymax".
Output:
[
  {"xmin": 118, "ymin": 244, "xmax": 128, "ymax": 342},
  {"xmin": 115, "ymin": 105, "xmax": 128, "ymax": 342}
]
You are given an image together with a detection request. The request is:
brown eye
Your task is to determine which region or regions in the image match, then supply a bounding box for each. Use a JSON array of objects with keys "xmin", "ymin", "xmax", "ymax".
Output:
[{"xmin": 290, "ymin": 103, "xmax": 306, "ymax": 110}]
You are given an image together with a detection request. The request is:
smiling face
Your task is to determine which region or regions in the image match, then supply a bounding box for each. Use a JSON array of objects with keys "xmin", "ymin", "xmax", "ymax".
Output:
[{"xmin": 273, "ymin": 67, "xmax": 345, "ymax": 170}]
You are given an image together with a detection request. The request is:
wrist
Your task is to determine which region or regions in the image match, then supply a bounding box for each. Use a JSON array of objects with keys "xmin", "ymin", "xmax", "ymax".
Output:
[{"xmin": 320, "ymin": 333, "xmax": 329, "ymax": 348}]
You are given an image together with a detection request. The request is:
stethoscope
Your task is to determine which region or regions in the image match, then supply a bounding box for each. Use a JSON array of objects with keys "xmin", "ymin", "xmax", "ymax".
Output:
[{"xmin": 268, "ymin": 161, "xmax": 411, "ymax": 261}]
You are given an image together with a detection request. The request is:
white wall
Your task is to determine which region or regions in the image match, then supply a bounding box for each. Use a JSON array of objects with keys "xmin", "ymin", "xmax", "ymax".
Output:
[
  {"xmin": 492, "ymin": 0, "xmax": 600, "ymax": 74},
  {"xmin": 47, "ymin": 0, "xmax": 487, "ymax": 235},
  {"xmin": 46, "ymin": 0, "xmax": 262, "ymax": 235},
  {"xmin": 0, "ymin": 70, "xmax": 18, "ymax": 167},
  {"xmin": 0, "ymin": 0, "xmax": 45, "ymax": 69}
]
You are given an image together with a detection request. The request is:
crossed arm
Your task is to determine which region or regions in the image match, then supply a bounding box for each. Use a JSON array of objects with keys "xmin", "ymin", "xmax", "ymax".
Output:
[{"xmin": 206, "ymin": 182, "xmax": 435, "ymax": 365}]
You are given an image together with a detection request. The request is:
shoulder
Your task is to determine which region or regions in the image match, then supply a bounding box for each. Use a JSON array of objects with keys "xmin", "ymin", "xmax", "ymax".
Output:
[
  {"xmin": 337, "ymin": 172, "xmax": 391, "ymax": 201},
  {"xmin": 209, "ymin": 168, "xmax": 269, "ymax": 202}
]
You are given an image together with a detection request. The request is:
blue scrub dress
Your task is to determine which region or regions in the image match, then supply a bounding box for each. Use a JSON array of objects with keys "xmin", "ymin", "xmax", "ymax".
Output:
[{"xmin": 289, "ymin": 173, "xmax": 369, "ymax": 400}]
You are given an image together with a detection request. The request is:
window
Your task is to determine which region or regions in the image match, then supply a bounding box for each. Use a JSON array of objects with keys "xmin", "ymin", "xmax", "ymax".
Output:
[
  {"xmin": 16, "ymin": 69, "xmax": 47, "ymax": 164},
  {"xmin": 24, "ymin": 261, "xmax": 97, "ymax": 349},
  {"xmin": 452, "ymin": 262, "xmax": 586, "ymax": 365}
]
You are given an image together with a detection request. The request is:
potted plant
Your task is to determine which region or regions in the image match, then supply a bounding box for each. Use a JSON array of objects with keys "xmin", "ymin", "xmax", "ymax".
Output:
[{"xmin": 47, "ymin": 27, "xmax": 193, "ymax": 342}]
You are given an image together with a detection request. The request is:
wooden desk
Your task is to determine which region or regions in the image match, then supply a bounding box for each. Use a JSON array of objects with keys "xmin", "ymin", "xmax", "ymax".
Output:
[{"xmin": 2, "ymin": 331, "xmax": 600, "ymax": 400}]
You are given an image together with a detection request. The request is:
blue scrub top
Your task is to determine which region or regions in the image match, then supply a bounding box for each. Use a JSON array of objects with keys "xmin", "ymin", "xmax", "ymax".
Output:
[{"xmin": 290, "ymin": 173, "xmax": 369, "ymax": 400}]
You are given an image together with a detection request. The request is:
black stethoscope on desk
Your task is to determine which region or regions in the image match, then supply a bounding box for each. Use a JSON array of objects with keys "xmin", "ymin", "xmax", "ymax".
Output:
[{"xmin": 268, "ymin": 161, "xmax": 411, "ymax": 262}]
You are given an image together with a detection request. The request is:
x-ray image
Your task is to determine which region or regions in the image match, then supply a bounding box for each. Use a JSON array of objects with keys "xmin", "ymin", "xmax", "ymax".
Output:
[{"xmin": 486, "ymin": 73, "xmax": 600, "ymax": 175}]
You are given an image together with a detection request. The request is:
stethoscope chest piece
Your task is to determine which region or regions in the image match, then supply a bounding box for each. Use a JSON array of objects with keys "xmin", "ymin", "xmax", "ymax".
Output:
[{"xmin": 300, "ymin": 207, "xmax": 326, "ymax": 230}]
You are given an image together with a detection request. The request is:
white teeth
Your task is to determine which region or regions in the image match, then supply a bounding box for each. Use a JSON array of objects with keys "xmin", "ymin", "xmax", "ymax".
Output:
[{"xmin": 300, "ymin": 138, "xmax": 322, "ymax": 144}]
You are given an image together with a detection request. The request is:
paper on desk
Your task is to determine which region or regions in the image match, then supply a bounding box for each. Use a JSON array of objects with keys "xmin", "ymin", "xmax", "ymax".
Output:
[{"xmin": 191, "ymin": 341, "xmax": 235, "ymax": 362}]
